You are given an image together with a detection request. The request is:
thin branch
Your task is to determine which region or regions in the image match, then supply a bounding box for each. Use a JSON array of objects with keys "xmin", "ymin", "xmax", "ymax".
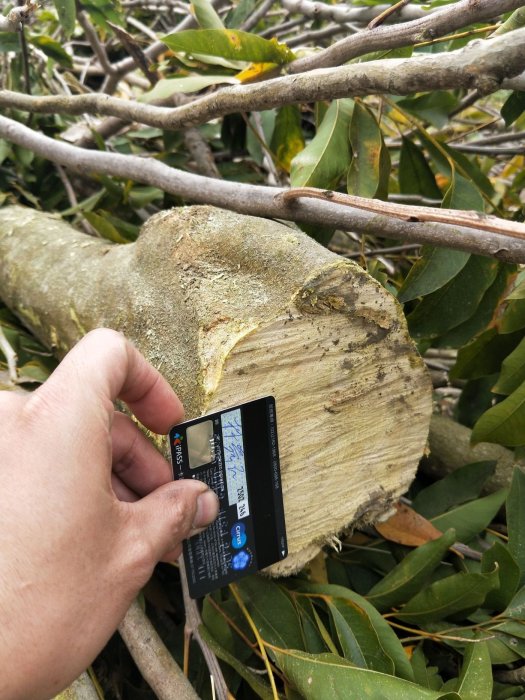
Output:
[
  {"xmin": 368, "ymin": 0, "xmax": 413, "ymax": 30},
  {"xmin": 2, "ymin": 29, "xmax": 525, "ymax": 130},
  {"xmin": 0, "ymin": 1, "xmax": 37, "ymax": 32},
  {"xmin": 118, "ymin": 599, "xmax": 200, "ymax": 700},
  {"xmin": 277, "ymin": 187, "xmax": 525, "ymax": 241},
  {"xmin": 184, "ymin": 128, "xmax": 222, "ymax": 178},
  {"xmin": 287, "ymin": 0, "xmax": 525, "ymax": 73},
  {"xmin": 77, "ymin": 11, "xmax": 115, "ymax": 77},
  {"xmin": 280, "ymin": 0, "xmax": 432, "ymax": 26},
  {"xmin": 0, "ymin": 113, "xmax": 524, "ymax": 262},
  {"xmin": 178, "ymin": 558, "xmax": 229, "ymax": 700},
  {"xmin": 0, "ymin": 326, "xmax": 18, "ymax": 383},
  {"xmin": 240, "ymin": 0, "xmax": 275, "ymax": 32}
]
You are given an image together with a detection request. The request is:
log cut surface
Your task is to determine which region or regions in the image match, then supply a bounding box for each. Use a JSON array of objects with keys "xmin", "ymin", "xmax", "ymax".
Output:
[{"xmin": 0, "ymin": 205, "xmax": 432, "ymax": 574}]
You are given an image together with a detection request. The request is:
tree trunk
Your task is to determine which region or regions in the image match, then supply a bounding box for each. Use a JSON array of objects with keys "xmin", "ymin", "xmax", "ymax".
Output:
[{"xmin": 0, "ymin": 204, "xmax": 432, "ymax": 573}]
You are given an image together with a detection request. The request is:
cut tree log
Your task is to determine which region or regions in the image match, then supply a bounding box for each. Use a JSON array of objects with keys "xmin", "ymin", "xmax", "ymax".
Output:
[{"xmin": 0, "ymin": 204, "xmax": 432, "ymax": 573}]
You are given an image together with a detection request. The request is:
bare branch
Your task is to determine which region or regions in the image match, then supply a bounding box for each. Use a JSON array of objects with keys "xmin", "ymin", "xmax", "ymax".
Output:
[
  {"xmin": 0, "ymin": 326, "xmax": 18, "ymax": 383},
  {"xmin": 179, "ymin": 558, "xmax": 229, "ymax": 700},
  {"xmin": 0, "ymin": 1, "xmax": 37, "ymax": 32},
  {"xmin": 2, "ymin": 29, "xmax": 525, "ymax": 130},
  {"xmin": 276, "ymin": 187, "xmax": 525, "ymax": 241},
  {"xmin": 287, "ymin": 0, "xmax": 525, "ymax": 73},
  {"xmin": 280, "ymin": 0, "xmax": 433, "ymax": 25},
  {"xmin": 0, "ymin": 113, "xmax": 524, "ymax": 262},
  {"xmin": 118, "ymin": 600, "xmax": 200, "ymax": 700}
]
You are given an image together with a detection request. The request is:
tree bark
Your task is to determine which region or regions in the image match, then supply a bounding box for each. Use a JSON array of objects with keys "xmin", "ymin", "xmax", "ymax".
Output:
[{"xmin": 0, "ymin": 204, "xmax": 432, "ymax": 573}]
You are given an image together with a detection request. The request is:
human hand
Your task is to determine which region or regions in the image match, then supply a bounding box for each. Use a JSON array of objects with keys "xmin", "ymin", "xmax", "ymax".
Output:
[{"xmin": 0, "ymin": 329, "xmax": 219, "ymax": 700}]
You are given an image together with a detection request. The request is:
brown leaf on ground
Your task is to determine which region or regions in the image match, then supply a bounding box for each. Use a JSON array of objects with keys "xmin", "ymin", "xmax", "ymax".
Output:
[{"xmin": 375, "ymin": 502, "xmax": 442, "ymax": 546}]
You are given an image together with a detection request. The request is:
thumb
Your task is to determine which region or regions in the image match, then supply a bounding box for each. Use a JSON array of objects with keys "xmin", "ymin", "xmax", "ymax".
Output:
[{"xmin": 129, "ymin": 480, "xmax": 219, "ymax": 565}]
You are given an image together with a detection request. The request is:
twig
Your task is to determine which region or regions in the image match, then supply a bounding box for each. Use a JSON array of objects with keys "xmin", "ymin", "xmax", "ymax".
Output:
[
  {"xmin": 240, "ymin": 0, "xmax": 275, "ymax": 32},
  {"xmin": 54, "ymin": 164, "xmax": 98, "ymax": 235},
  {"xmin": 0, "ymin": 326, "xmax": 18, "ymax": 383},
  {"xmin": 118, "ymin": 599, "xmax": 200, "ymax": 700},
  {"xmin": 287, "ymin": 0, "xmax": 525, "ymax": 73},
  {"xmin": 344, "ymin": 243, "xmax": 421, "ymax": 258},
  {"xmin": 0, "ymin": 113, "xmax": 524, "ymax": 262},
  {"xmin": 77, "ymin": 11, "xmax": 115, "ymax": 78},
  {"xmin": 2, "ymin": 29, "xmax": 525, "ymax": 130},
  {"xmin": 184, "ymin": 128, "xmax": 222, "ymax": 179},
  {"xmin": 286, "ymin": 22, "xmax": 359, "ymax": 48},
  {"xmin": 368, "ymin": 0, "xmax": 413, "ymax": 30},
  {"xmin": 280, "ymin": 0, "xmax": 432, "ymax": 26},
  {"xmin": 178, "ymin": 558, "xmax": 230, "ymax": 700},
  {"xmin": 0, "ymin": 1, "xmax": 37, "ymax": 32},
  {"xmin": 276, "ymin": 187, "xmax": 525, "ymax": 242}
]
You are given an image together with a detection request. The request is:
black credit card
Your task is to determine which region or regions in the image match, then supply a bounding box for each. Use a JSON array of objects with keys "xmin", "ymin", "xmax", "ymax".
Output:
[{"xmin": 169, "ymin": 396, "xmax": 287, "ymax": 598}]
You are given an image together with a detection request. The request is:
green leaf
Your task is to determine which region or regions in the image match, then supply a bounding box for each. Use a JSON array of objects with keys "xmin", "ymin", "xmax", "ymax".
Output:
[
  {"xmin": 270, "ymin": 105, "xmax": 305, "ymax": 172},
  {"xmin": 407, "ymin": 256, "xmax": 500, "ymax": 339},
  {"xmin": 503, "ymin": 585, "xmax": 525, "ymax": 619},
  {"xmin": 412, "ymin": 462, "xmax": 496, "ymax": 519},
  {"xmin": 82, "ymin": 0, "xmax": 124, "ymax": 31},
  {"xmin": 397, "ymin": 247, "xmax": 470, "ymax": 303},
  {"xmin": 507, "ymin": 467, "xmax": 525, "ymax": 586},
  {"xmin": 435, "ymin": 264, "xmax": 517, "ymax": 349},
  {"xmin": 293, "ymin": 597, "xmax": 329, "ymax": 654},
  {"xmin": 396, "ymin": 567, "xmax": 499, "ymax": 624},
  {"xmin": 191, "ymin": 0, "xmax": 225, "ymax": 29},
  {"xmin": 366, "ymin": 530, "xmax": 456, "ymax": 612},
  {"xmin": 481, "ymin": 540, "xmax": 521, "ymax": 611},
  {"xmin": 502, "ymin": 91, "xmax": 525, "ymax": 127},
  {"xmin": 0, "ymin": 32, "xmax": 22, "ymax": 53},
  {"xmin": 327, "ymin": 602, "xmax": 367, "ymax": 667},
  {"xmin": 508, "ymin": 278, "xmax": 525, "ymax": 300},
  {"xmin": 162, "ymin": 29, "xmax": 295, "ymax": 64},
  {"xmin": 398, "ymin": 138, "xmax": 442, "ymax": 199},
  {"xmin": 236, "ymin": 576, "xmax": 304, "ymax": 650},
  {"xmin": 456, "ymin": 642, "xmax": 492, "ymax": 700},
  {"xmin": 225, "ymin": 0, "xmax": 256, "ymax": 27},
  {"xmin": 84, "ymin": 211, "xmax": 129, "ymax": 244},
  {"xmin": 500, "ymin": 299, "xmax": 525, "ymax": 334},
  {"xmin": 28, "ymin": 35, "xmax": 73, "ymax": 67},
  {"xmin": 472, "ymin": 382, "xmax": 525, "ymax": 447},
  {"xmin": 326, "ymin": 598, "xmax": 395, "ymax": 673},
  {"xmin": 411, "ymin": 644, "xmax": 442, "ymax": 691},
  {"xmin": 53, "ymin": 0, "xmax": 76, "ymax": 37},
  {"xmin": 290, "ymin": 99, "xmax": 354, "ymax": 189},
  {"xmin": 430, "ymin": 489, "xmax": 508, "ymax": 543},
  {"xmin": 140, "ymin": 75, "xmax": 239, "ymax": 102},
  {"xmin": 272, "ymin": 650, "xmax": 458, "ymax": 700},
  {"xmin": 199, "ymin": 624, "xmax": 278, "ymax": 700},
  {"xmin": 494, "ymin": 337, "xmax": 525, "ymax": 395},
  {"xmin": 291, "ymin": 582, "xmax": 414, "ymax": 681},
  {"xmin": 442, "ymin": 172, "xmax": 484, "ymax": 212},
  {"xmin": 398, "ymin": 92, "xmax": 458, "ymax": 129},
  {"xmin": 347, "ymin": 101, "xmax": 389, "ymax": 199},
  {"xmin": 451, "ymin": 329, "xmax": 523, "ymax": 381}
]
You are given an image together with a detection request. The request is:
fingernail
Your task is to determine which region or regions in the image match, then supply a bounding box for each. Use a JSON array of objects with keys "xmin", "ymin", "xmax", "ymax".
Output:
[{"xmin": 193, "ymin": 490, "xmax": 219, "ymax": 529}]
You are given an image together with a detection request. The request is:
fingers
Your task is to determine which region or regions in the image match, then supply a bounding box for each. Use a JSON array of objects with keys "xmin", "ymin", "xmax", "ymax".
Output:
[
  {"xmin": 32, "ymin": 329, "xmax": 183, "ymax": 434},
  {"xmin": 129, "ymin": 480, "xmax": 219, "ymax": 564},
  {"xmin": 111, "ymin": 412, "xmax": 173, "ymax": 496}
]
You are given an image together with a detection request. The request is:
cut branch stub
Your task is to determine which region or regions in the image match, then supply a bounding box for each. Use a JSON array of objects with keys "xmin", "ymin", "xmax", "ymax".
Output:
[{"xmin": 0, "ymin": 205, "xmax": 431, "ymax": 573}]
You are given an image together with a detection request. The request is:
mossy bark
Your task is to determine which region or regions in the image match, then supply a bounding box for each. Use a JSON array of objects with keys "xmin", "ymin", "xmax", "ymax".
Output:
[{"xmin": 0, "ymin": 204, "xmax": 432, "ymax": 573}]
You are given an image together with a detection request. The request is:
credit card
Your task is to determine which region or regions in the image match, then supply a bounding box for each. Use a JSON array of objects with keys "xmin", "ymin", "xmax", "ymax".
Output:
[{"xmin": 169, "ymin": 396, "xmax": 287, "ymax": 598}]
